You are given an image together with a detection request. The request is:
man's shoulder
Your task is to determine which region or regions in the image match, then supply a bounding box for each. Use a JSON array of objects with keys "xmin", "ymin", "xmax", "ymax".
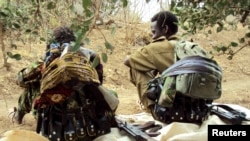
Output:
[
  {"xmin": 148, "ymin": 37, "xmax": 174, "ymax": 48},
  {"xmin": 152, "ymin": 36, "xmax": 166, "ymax": 43},
  {"xmin": 168, "ymin": 35, "xmax": 179, "ymax": 41},
  {"xmin": 151, "ymin": 36, "xmax": 179, "ymax": 44}
]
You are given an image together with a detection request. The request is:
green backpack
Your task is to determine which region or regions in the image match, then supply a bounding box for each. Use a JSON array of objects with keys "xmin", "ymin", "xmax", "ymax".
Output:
[
  {"xmin": 147, "ymin": 40, "xmax": 222, "ymax": 123},
  {"xmin": 158, "ymin": 40, "xmax": 222, "ymax": 107}
]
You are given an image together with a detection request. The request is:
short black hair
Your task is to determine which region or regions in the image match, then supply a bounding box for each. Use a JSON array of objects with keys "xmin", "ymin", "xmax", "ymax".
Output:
[
  {"xmin": 53, "ymin": 26, "xmax": 76, "ymax": 44},
  {"xmin": 151, "ymin": 11, "xmax": 178, "ymax": 35},
  {"xmin": 46, "ymin": 26, "xmax": 76, "ymax": 50}
]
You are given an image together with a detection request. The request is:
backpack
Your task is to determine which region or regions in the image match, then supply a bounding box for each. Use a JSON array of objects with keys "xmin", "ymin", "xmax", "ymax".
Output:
[
  {"xmin": 34, "ymin": 52, "xmax": 100, "ymax": 108},
  {"xmin": 35, "ymin": 44, "xmax": 119, "ymax": 141},
  {"xmin": 34, "ymin": 43, "xmax": 101, "ymax": 108},
  {"xmin": 159, "ymin": 40, "xmax": 222, "ymax": 107},
  {"xmin": 147, "ymin": 40, "xmax": 223, "ymax": 123}
]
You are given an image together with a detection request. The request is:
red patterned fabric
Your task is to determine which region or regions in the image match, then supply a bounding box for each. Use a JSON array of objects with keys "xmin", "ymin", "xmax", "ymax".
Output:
[{"xmin": 34, "ymin": 85, "xmax": 73, "ymax": 109}]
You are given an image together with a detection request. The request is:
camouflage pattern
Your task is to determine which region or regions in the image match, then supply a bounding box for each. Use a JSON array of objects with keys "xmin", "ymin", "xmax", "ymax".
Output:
[
  {"xmin": 158, "ymin": 76, "xmax": 176, "ymax": 107},
  {"xmin": 175, "ymin": 72, "xmax": 222, "ymax": 99},
  {"xmin": 172, "ymin": 40, "xmax": 212, "ymax": 61},
  {"xmin": 16, "ymin": 60, "xmax": 44, "ymax": 88},
  {"xmin": 155, "ymin": 40, "xmax": 222, "ymax": 108},
  {"xmin": 15, "ymin": 60, "xmax": 44, "ymax": 117},
  {"xmin": 17, "ymin": 84, "xmax": 40, "ymax": 117}
]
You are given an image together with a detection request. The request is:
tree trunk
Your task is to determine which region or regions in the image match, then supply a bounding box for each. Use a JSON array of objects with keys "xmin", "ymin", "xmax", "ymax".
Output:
[{"xmin": 0, "ymin": 22, "xmax": 10, "ymax": 70}]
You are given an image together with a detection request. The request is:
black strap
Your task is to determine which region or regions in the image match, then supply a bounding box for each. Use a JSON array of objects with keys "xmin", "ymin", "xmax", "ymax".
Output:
[
  {"xmin": 162, "ymin": 56, "xmax": 222, "ymax": 78},
  {"xmin": 73, "ymin": 90, "xmax": 96, "ymax": 137},
  {"xmin": 36, "ymin": 108, "xmax": 43, "ymax": 134},
  {"xmin": 209, "ymin": 104, "xmax": 250, "ymax": 125}
]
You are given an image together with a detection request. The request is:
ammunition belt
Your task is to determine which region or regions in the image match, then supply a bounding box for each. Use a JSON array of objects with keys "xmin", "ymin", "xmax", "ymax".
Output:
[
  {"xmin": 37, "ymin": 87, "xmax": 117, "ymax": 141},
  {"xmin": 39, "ymin": 105, "xmax": 114, "ymax": 141},
  {"xmin": 151, "ymin": 93, "xmax": 212, "ymax": 124}
]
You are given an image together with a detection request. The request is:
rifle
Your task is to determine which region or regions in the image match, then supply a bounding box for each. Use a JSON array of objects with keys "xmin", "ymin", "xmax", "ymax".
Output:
[
  {"xmin": 115, "ymin": 117, "xmax": 158, "ymax": 141},
  {"xmin": 209, "ymin": 104, "xmax": 249, "ymax": 125}
]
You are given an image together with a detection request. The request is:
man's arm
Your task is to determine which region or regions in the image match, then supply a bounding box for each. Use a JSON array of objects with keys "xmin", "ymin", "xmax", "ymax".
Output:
[{"xmin": 124, "ymin": 55, "xmax": 131, "ymax": 67}]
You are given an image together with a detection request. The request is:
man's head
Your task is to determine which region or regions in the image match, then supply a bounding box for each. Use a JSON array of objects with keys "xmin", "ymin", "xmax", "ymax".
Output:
[
  {"xmin": 46, "ymin": 26, "xmax": 76, "ymax": 50},
  {"xmin": 53, "ymin": 26, "xmax": 76, "ymax": 44},
  {"xmin": 151, "ymin": 11, "xmax": 178, "ymax": 39}
]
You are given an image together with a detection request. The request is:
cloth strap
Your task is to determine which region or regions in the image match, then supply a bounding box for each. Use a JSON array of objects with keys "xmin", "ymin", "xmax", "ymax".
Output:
[{"xmin": 162, "ymin": 56, "xmax": 222, "ymax": 78}]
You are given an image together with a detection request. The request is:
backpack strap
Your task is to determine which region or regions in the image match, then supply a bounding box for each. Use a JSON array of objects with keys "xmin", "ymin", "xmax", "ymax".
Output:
[
  {"xmin": 168, "ymin": 40, "xmax": 179, "ymax": 62},
  {"xmin": 162, "ymin": 56, "xmax": 222, "ymax": 78},
  {"xmin": 209, "ymin": 104, "xmax": 250, "ymax": 125}
]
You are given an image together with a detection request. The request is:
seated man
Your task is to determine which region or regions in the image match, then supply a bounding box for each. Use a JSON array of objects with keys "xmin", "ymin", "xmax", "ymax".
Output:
[
  {"xmin": 124, "ymin": 11, "xmax": 179, "ymax": 111},
  {"xmin": 13, "ymin": 26, "xmax": 118, "ymax": 128},
  {"xmin": 13, "ymin": 59, "xmax": 43, "ymax": 124},
  {"xmin": 124, "ymin": 11, "xmax": 223, "ymax": 125}
]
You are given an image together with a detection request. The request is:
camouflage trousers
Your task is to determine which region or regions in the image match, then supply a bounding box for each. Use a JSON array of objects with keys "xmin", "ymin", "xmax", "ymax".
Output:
[
  {"xmin": 17, "ymin": 85, "xmax": 40, "ymax": 117},
  {"xmin": 129, "ymin": 68, "xmax": 156, "ymax": 110}
]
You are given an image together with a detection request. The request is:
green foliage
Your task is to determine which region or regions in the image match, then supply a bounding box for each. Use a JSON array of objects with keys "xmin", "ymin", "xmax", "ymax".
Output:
[
  {"xmin": 0, "ymin": 1, "xmax": 34, "ymax": 64},
  {"xmin": 104, "ymin": 41, "xmax": 114, "ymax": 53},
  {"xmin": 6, "ymin": 52, "xmax": 21, "ymax": 60},
  {"xmin": 101, "ymin": 52, "xmax": 108, "ymax": 63},
  {"xmin": 170, "ymin": 0, "xmax": 249, "ymax": 33},
  {"xmin": 84, "ymin": 38, "xmax": 90, "ymax": 45},
  {"xmin": 71, "ymin": 27, "xmax": 89, "ymax": 52},
  {"xmin": 92, "ymin": 55, "xmax": 100, "ymax": 68},
  {"xmin": 168, "ymin": 0, "xmax": 250, "ymax": 59},
  {"xmin": 111, "ymin": 27, "xmax": 116, "ymax": 36},
  {"xmin": 0, "ymin": 0, "xmax": 126, "ymax": 65},
  {"xmin": 122, "ymin": 0, "xmax": 128, "ymax": 7},
  {"xmin": 47, "ymin": 2, "xmax": 56, "ymax": 10},
  {"xmin": 0, "ymin": 3, "xmax": 31, "ymax": 33}
]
